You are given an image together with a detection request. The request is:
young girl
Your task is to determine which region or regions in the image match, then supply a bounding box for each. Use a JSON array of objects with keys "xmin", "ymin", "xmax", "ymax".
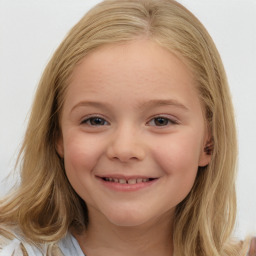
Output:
[{"xmin": 0, "ymin": 0, "xmax": 254, "ymax": 255}]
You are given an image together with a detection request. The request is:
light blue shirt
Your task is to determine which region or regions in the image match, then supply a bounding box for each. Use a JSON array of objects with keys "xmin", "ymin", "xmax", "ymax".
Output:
[{"xmin": 0, "ymin": 232, "xmax": 85, "ymax": 256}]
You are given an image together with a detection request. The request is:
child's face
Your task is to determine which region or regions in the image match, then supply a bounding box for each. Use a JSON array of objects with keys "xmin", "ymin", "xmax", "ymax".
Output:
[{"xmin": 57, "ymin": 40, "xmax": 211, "ymax": 227}]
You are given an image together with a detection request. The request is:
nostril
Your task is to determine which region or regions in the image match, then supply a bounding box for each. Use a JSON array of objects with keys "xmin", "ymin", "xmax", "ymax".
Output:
[{"xmin": 106, "ymin": 137, "xmax": 146, "ymax": 162}]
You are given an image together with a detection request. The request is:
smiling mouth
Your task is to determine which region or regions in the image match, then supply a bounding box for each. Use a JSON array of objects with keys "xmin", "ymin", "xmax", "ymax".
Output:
[{"xmin": 100, "ymin": 177, "xmax": 157, "ymax": 185}]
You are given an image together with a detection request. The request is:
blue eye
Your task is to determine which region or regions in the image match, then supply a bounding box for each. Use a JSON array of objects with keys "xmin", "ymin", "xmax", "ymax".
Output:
[
  {"xmin": 148, "ymin": 117, "xmax": 177, "ymax": 126},
  {"xmin": 82, "ymin": 117, "xmax": 109, "ymax": 126}
]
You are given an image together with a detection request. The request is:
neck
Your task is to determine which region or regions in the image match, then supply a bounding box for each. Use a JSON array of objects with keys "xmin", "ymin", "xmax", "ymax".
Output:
[{"xmin": 73, "ymin": 210, "xmax": 174, "ymax": 256}]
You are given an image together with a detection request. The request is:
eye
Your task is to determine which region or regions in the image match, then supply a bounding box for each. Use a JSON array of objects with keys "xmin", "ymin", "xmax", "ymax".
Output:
[
  {"xmin": 147, "ymin": 116, "xmax": 177, "ymax": 127},
  {"xmin": 81, "ymin": 117, "xmax": 109, "ymax": 126}
]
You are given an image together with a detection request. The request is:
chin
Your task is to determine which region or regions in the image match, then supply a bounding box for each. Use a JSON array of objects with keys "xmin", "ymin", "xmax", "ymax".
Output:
[{"xmin": 104, "ymin": 208, "xmax": 152, "ymax": 227}]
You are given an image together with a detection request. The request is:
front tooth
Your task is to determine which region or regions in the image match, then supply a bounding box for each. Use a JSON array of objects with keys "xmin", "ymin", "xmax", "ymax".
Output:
[
  {"xmin": 136, "ymin": 178, "xmax": 143, "ymax": 183},
  {"xmin": 128, "ymin": 179, "xmax": 136, "ymax": 184},
  {"xmin": 119, "ymin": 179, "xmax": 126, "ymax": 184},
  {"xmin": 114, "ymin": 178, "xmax": 118, "ymax": 183}
]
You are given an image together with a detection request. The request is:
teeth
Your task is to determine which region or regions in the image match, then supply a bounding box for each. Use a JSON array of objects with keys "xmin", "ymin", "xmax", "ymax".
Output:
[
  {"xmin": 104, "ymin": 177, "xmax": 153, "ymax": 184},
  {"xmin": 128, "ymin": 179, "xmax": 136, "ymax": 184},
  {"xmin": 119, "ymin": 179, "xmax": 126, "ymax": 184}
]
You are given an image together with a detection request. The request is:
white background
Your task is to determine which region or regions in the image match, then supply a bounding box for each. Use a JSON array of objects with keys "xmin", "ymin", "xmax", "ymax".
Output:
[{"xmin": 0, "ymin": 0, "xmax": 255, "ymax": 239}]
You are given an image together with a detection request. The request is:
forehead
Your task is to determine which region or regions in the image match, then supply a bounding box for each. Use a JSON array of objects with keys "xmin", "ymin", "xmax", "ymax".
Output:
[
  {"xmin": 64, "ymin": 39, "xmax": 201, "ymax": 113},
  {"xmin": 70, "ymin": 40, "xmax": 194, "ymax": 88}
]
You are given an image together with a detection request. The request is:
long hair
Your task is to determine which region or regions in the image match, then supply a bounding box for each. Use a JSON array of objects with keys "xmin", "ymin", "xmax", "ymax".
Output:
[{"xmin": 0, "ymin": 0, "xmax": 246, "ymax": 255}]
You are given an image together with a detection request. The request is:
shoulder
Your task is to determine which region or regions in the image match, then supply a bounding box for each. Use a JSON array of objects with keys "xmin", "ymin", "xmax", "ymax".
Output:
[
  {"xmin": 58, "ymin": 232, "xmax": 85, "ymax": 256},
  {"xmin": 247, "ymin": 237, "xmax": 256, "ymax": 256},
  {"xmin": 0, "ymin": 225, "xmax": 64, "ymax": 256},
  {"xmin": 0, "ymin": 225, "xmax": 30, "ymax": 256}
]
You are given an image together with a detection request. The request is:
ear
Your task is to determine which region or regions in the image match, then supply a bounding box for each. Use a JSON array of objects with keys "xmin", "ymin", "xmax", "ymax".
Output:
[
  {"xmin": 56, "ymin": 135, "xmax": 64, "ymax": 158},
  {"xmin": 198, "ymin": 137, "xmax": 213, "ymax": 167}
]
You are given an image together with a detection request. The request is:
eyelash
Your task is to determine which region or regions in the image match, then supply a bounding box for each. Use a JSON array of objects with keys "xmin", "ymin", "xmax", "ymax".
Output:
[
  {"xmin": 81, "ymin": 115, "xmax": 178, "ymax": 127},
  {"xmin": 146, "ymin": 116, "xmax": 179, "ymax": 127},
  {"xmin": 81, "ymin": 116, "xmax": 110, "ymax": 126}
]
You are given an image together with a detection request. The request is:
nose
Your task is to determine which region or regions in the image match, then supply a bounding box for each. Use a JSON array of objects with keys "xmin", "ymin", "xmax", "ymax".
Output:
[{"xmin": 106, "ymin": 124, "xmax": 146, "ymax": 163}]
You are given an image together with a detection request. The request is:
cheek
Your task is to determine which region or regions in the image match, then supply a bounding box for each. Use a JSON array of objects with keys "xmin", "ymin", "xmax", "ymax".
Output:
[
  {"xmin": 62, "ymin": 132, "xmax": 105, "ymax": 201},
  {"xmin": 151, "ymin": 131, "xmax": 203, "ymax": 176},
  {"xmin": 63, "ymin": 132, "xmax": 104, "ymax": 174},
  {"xmin": 151, "ymin": 133, "xmax": 203, "ymax": 204}
]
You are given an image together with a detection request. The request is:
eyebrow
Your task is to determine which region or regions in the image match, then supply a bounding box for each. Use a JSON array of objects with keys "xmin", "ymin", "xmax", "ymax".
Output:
[
  {"xmin": 71, "ymin": 101, "xmax": 112, "ymax": 113},
  {"xmin": 137, "ymin": 99, "xmax": 189, "ymax": 111},
  {"xmin": 71, "ymin": 99, "xmax": 189, "ymax": 113}
]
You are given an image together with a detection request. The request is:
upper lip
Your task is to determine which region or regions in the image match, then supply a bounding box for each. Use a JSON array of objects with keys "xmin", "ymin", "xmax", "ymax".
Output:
[{"xmin": 96, "ymin": 174, "xmax": 158, "ymax": 180}]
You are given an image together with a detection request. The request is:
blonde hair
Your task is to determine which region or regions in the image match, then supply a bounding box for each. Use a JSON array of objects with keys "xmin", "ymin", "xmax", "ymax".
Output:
[{"xmin": 0, "ymin": 0, "xmax": 247, "ymax": 255}]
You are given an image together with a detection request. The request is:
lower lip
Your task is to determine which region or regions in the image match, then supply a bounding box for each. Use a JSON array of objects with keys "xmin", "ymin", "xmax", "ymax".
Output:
[{"xmin": 96, "ymin": 177, "xmax": 159, "ymax": 192}]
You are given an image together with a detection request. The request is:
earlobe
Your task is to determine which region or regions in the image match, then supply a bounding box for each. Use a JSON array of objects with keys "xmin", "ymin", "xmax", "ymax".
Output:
[
  {"xmin": 199, "ymin": 150, "xmax": 211, "ymax": 167},
  {"xmin": 199, "ymin": 139, "xmax": 213, "ymax": 167},
  {"xmin": 56, "ymin": 136, "xmax": 64, "ymax": 158}
]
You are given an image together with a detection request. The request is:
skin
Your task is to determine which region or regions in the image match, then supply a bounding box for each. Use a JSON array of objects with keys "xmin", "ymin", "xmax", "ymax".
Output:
[{"xmin": 57, "ymin": 39, "xmax": 211, "ymax": 256}]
